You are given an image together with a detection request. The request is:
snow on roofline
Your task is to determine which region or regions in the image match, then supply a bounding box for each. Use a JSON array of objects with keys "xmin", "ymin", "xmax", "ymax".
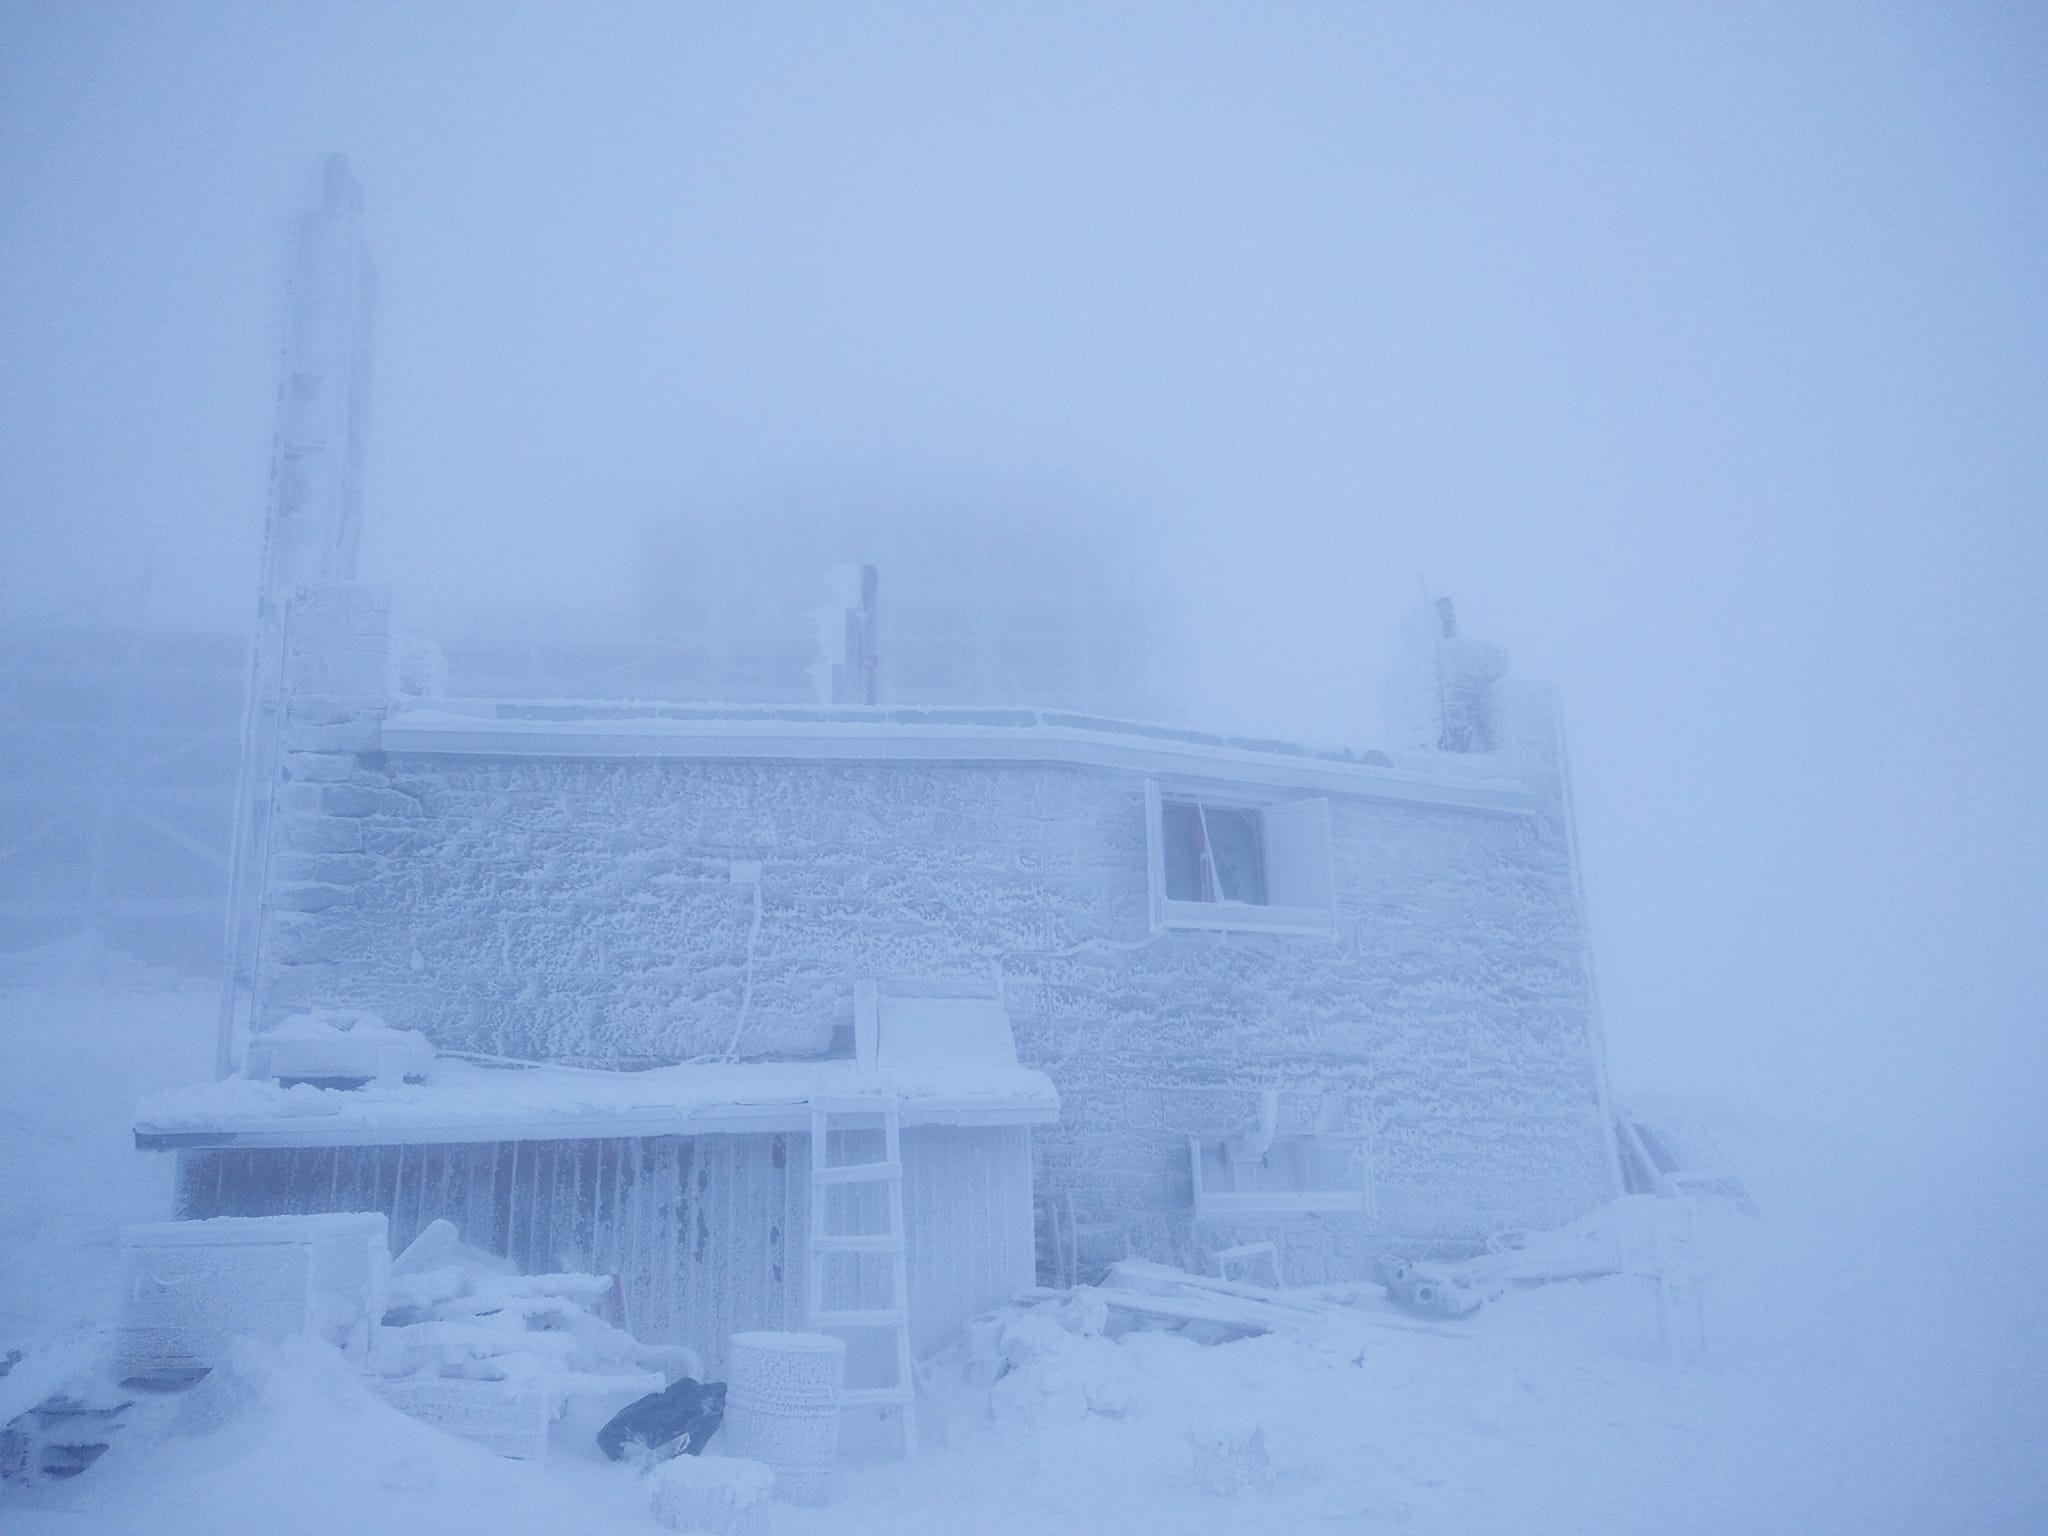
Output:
[
  {"xmin": 381, "ymin": 701, "xmax": 1534, "ymax": 813},
  {"xmin": 134, "ymin": 1057, "xmax": 1060, "ymax": 1152}
]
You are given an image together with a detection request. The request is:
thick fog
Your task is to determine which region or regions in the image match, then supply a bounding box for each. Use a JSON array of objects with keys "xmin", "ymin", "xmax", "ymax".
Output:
[
  {"xmin": 4, "ymin": 6, "xmax": 2047, "ymax": 1530},
  {"xmin": 8, "ymin": 1, "xmax": 2039, "ymax": 1130}
]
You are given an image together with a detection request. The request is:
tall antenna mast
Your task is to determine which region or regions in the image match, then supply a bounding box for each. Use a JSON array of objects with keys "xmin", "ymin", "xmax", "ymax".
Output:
[{"xmin": 215, "ymin": 154, "xmax": 377, "ymax": 1077}]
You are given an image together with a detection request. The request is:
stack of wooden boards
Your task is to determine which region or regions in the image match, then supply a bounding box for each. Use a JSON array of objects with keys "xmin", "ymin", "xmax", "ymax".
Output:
[
  {"xmin": 1379, "ymin": 1194, "xmax": 1707, "ymax": 1317},
  {"xmin": 1016, "ymin": 1195, "xmax": 1717, "ymax": 1336},
  {"xmin": 1021, "ymin": 1258, "xmax": 1471, "ymax": 1341},
  {"xmin": 109, "ymin": 1213, "xmax": 695, "ymax": 1462}
]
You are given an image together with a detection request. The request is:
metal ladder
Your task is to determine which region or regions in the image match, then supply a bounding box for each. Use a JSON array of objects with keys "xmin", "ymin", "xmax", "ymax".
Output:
[{"xmin": 806, "ymin": 1093, "xmax": 917, "ymax": 1455}]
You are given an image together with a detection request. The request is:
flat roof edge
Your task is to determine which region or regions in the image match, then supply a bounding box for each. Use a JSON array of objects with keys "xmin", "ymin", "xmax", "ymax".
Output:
[
  {"xmin": 379, "ymin": 710, "xmax": 1536, "ymax": 814},
  {"xmin": 135, "ymin": 1099, "xmax": 1058, "ymax": 1152}
]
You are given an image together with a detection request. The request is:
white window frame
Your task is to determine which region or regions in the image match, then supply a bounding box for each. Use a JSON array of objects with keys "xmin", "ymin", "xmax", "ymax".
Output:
[
  {"xmin": 1187, "ymin": 1133, "xmax": 1371, "ymax": 1220},
  {"xmin": 1145, "ymin": 779, "xmax": 1336, "ymax": 936}
]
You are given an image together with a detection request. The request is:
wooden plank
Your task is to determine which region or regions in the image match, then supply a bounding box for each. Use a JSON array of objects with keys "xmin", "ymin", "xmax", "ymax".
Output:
[{"xmin": 1108, "ymin": 1259, "xmax": 1335, "ymax": 1316}]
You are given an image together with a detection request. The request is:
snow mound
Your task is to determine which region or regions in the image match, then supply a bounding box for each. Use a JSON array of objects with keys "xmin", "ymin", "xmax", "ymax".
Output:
[
  {"xmin": 0, "ymin": 1337, "xmax": 672, "ymax": 1535},
  {"xmin": 647, "ymin": 1453, "xmax": 773, "ymax": 1534}
]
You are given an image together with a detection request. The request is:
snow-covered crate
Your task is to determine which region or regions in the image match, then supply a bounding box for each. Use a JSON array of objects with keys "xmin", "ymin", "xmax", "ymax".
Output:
[
  {"xmin": 117, "ymin": 1212, "xmax": 389, "ymax": 1381},
  {"xmin": 243, "ymin": 1010, "xmax": 433, "ymax": 1087},
  {"xmin": 371, "ymin": 1374, "xmax": 555, "ymax": 1460}
]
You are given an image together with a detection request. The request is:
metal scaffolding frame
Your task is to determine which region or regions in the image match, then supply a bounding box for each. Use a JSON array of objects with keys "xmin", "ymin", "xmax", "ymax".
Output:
[{"xmin": 0, "ymin": 622, "xmax": 244, "ymax": 974}]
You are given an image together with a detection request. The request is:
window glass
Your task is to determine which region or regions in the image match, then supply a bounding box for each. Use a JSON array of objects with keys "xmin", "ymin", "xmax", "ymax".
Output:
[
  {"xmin": 1160, "ymin": 799, "xmax": 1268, "ymax": 905},
  {"xmin": 1161, "ymin": 800, "xmax": 1207, "ymax": 901},
  {"xmin": 1202, "ymin": 806, "xmax": 1267, "ymax": 905}
]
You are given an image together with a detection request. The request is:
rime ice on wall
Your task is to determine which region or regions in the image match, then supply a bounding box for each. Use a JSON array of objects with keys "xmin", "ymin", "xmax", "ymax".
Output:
[{"xmin": 252, "ymin": 585, "xmax": 1618, "ymax": 1275}]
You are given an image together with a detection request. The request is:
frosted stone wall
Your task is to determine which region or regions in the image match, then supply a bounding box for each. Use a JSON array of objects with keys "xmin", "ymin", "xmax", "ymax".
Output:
[{"xmin": 255, "ymin": 714, "xmax": 1615, "ymax": 1274}]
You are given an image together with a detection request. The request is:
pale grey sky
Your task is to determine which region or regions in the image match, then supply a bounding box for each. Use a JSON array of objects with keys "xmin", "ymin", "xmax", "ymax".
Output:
[{"xmin": 3, "ymin": 2, "xmax": 2043, "ymax": 1123}]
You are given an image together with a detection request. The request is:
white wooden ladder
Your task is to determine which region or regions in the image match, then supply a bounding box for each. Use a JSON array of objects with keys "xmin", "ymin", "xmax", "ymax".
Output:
[{"xmin": 806, "ymin": 1092, "xmax": 918, "ymax": 1455}]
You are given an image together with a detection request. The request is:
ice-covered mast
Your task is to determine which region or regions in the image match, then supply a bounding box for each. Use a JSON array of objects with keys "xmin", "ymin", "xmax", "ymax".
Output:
[
  {"xmin": 1383, "ymin": 597, "xmax": 1510, "ymax": 755},
  {"xmin": 216, "ymin": 155, "xmax": 377, "ymax": 1077}
]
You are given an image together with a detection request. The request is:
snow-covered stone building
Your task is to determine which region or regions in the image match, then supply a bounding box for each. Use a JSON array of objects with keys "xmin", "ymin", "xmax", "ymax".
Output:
[
  {"xmin": 134, "ymin": 159, "xmax": 1621, "ymax": 1380},
  {"xmin": 139, "ymin": 563, "xmax": 1620, "ymax": 1355}
]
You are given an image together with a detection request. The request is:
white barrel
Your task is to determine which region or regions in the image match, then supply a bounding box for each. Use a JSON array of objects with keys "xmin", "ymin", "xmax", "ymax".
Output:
[{"xmin": 722, "ymin": 1331, "xmax": 845, "ymax": 1507}]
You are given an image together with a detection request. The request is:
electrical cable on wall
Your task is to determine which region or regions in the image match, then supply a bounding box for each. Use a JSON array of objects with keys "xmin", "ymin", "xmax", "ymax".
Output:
[{"xmin": 719, "ymin": 870, "xmax": 765, "ymax": 1063}]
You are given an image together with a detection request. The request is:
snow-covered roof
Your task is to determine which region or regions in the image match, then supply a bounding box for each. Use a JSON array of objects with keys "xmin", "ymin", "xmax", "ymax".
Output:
[
  {"xmin": 133, "ymin": 1056, "xmax": 1059, "ymax": 1151},
  {"xmin": 381, "ymin": 701, "xmax": 1534, "ymax": 813}
]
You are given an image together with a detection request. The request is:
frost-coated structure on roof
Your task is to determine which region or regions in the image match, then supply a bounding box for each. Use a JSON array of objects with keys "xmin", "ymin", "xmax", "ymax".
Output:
[
  {"xmin": 138, "ymin": 160, "xmax": 1621, "ymax": 1379},
  {"xmin": 428, "ymin": 473, "xmax": 1180, "ymax": 720}
]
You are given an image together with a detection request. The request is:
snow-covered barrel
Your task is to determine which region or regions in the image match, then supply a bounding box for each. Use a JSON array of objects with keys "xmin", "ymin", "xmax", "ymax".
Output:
[{"xmin": 721, "ymin": 1331, "xmax": 845, "ymax": 1506}]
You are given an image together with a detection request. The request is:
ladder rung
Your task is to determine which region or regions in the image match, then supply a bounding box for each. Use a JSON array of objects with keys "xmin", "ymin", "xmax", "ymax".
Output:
[
  {"xmin": 812, "ymin": 1160, "xmax": 901, "ymax": 1185},
  {"xmin": 837, "ymin": 1385, "xmax": 913, "ymax": 1407},
  {"xmin": 812, "ymin": 1308, "xmax": 908, "ymax": 1328},
  {"xmin": 811, "ymin": 1233, "xmax": 902, "ymax": 1254}
]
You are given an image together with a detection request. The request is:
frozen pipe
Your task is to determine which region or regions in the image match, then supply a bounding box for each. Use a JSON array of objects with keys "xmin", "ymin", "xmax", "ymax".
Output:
[{"xmin": 718, "ymin": 864, "xmax": 765, "ymax": 1062}]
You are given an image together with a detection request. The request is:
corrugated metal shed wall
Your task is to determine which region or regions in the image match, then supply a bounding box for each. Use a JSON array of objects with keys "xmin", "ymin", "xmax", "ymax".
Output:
[{"xmin": 179, "ymin": 1124, "xmax": 1033, "ymax": 1369}]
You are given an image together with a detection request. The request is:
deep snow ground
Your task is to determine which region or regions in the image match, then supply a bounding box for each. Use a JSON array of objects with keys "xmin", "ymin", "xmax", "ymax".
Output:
[
  {"xmin": 1, "ymin": 977, "xmax": 2043, "ymax": 1535},
  {"xmin": 0, "ymin": 975, "xmax": 209, "ymax": 1351}
]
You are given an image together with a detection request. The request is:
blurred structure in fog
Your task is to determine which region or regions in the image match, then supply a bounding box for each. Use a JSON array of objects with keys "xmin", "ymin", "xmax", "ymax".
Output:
[{"xmin": 442, "ymin": 498, "xmax": 1181, "ymax": 720}]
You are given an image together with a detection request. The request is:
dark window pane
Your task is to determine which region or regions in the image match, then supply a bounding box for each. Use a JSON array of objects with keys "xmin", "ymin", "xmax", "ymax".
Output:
[{"xmin": 1161, "ymin": 800, "xmax": 1207, "ymax": 901}]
